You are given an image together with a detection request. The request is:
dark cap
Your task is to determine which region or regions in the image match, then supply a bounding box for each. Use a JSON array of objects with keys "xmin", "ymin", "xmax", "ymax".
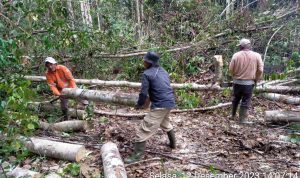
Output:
[{"xmin": 143, "ymin": 52, "xmax": 160, "ymax": 65}]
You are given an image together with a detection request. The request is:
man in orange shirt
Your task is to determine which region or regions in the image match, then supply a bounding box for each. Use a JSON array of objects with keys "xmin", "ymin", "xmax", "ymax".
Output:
[{"xmin": 45, "ymin": 57, "xmax": 87, "ymax": 120}]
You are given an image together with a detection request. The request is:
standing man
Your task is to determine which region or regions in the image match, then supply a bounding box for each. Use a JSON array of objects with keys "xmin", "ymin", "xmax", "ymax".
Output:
[
  {"xmin": 125, "ymin": 52, "xmax": 176, "ymax": 164},
  {"xmin": 229, "ymin": 39, "xmax": 264, "ymax": 124},
  {"xmin": 45, "ymin": 57, "xmax": 87, "ymax": 120}
]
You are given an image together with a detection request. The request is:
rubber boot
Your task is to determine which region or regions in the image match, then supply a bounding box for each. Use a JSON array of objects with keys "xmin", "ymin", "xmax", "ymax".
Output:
[
  {"xmin": 231, "ymin": 102, "xmax": 239, "ymax": 120},
  {"xmin": 239, "ymin": 107, "xmax": 252, "ymax": 124},
  {"xmin": 167, "ymin": 129, "xmax": 176, "ymax": 149},
  {"xmin": 124, "ymin": 141, "xmax": 146, "ymax": 164},
  {"xmin": 62, "ymin": 109, "xmax": 69, "ymax": 121}
]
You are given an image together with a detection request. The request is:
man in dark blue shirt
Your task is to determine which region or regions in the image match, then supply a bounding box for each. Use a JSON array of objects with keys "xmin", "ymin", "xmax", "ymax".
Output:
[{"xmin": 125, "ymin": 52, "xmax": 176, "ymax": 164}]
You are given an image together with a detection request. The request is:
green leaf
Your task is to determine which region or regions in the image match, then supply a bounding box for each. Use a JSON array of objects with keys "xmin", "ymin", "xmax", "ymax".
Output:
[{"xmin": 27, "ymin": 123, "xmax": 35, "ymax": 130}]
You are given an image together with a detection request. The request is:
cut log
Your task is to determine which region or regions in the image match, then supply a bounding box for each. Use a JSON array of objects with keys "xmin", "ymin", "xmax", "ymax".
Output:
[
  {"xmin": 62, "ymin": 88, "xmax": 138, "ymax": 106},
  {"xmin": 28, "ymin": 102, "xmax": 87, "ymax": 119},
  {"xmin": 39, "ymin": 120, "xmax": 88, "ymax": 132},
  {"xmin": 261, "ymin": 93, "xmax": 300, "ymax": 105},
  {"xmin": 101, "ymin": 142, "xmax": 127, "ymax": 178},
  {"xmin": 22, "ymin": 137, "xmax": 87, "ymax": 162},
  {"xmin": 7, "ymin": 166, "xmax": 42, "ymax": 178},
  {"xmin": 265, "ymin": 110, "xmax": 300, "ymax": 123},
  {"xmin": 25, "ymin": 76, "xmax": 222, "ymax": 91}
]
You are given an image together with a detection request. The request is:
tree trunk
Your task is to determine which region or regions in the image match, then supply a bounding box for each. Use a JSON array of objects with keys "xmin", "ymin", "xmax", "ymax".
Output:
[
  {"xmin": 101, "ymin": 142, "xmax": 127, "ymax": 178},
  {"xmin": 22, "ymin": 137, "xmax": 87, "ymax": 162},
  {"xmin": 135, "ymin": 0, "xmax": 141, "ymax": 43},
  {"xmin": 62, "ymin": 88, "xmax": 139, "ymax": 106},
  {"xmin": 7, "ymin": 167, "xmax": 42, "ymax": 178},
  {"xmin": 25, "ymin": 76, "xmax": 222, "ymax": 91},
  {"xmin": 28, "ymin": 102, "xmax": 87, "ymax": 119},
  {"xmin": 213, "ymin": 55, "xmax": 223, "ymax": 85},
  {"xmin": 265, "ymin": 110, "xmax": 300, "ymax": 123},
  {"xmin": 261, "ymin": 93, "xmax": 300, "ymax": 105},
  {"xmin": 255, "ymin": 85, "xmax": 300, "ymax": 93},
  {"xmin": 67, "ymin": 0, "xmax": 75, "ymax": 29},
  {"xmin": 95, "ymin": 0, "xmax": 102, "ymax": 31},
  {"xmin": 39, "ymin": 120, "xmax": 88, "ymax": 132},
  {"xmin": 80, "ymin": 0, "xmax": 93, "ymax": 29}
]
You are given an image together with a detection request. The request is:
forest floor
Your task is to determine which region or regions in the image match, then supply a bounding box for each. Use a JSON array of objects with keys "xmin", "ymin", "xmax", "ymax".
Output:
[{"xmin": 16, "ymin": 94, "xmax": 300, "ymax": 178}]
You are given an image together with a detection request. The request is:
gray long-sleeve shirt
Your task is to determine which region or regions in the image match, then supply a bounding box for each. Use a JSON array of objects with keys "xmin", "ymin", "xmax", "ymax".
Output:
[{"xmin": 137, "ymin": 66, "xmax": 176, "ymax": 109}]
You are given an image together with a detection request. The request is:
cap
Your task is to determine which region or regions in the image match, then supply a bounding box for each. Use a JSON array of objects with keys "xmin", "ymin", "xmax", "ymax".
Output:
[
  {"xmin": 143, "ymin": 52, "xmax": 160, "ymax": 64},
  {"xmin": 44, "ymin": 57, "xmax": 57, "ymax": 64},
  {"xmin": 237, "ymin": 38, "xmax": 251, "ymax": 47}
]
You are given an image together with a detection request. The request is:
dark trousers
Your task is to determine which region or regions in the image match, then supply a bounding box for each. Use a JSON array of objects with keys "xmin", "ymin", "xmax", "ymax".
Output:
[
  {"xmin": 232, "ymin": 84, "xmax": 254, "ymax": 108},
  {"xmin": 60, "ymin": 97, "xmax": 68, "ymax": 111}
]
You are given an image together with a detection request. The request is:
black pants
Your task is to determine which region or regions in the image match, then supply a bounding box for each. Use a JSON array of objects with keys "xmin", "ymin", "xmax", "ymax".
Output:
[{"xmin": 232, "ymin": 84, "xmax": 254, "ymax": 109}]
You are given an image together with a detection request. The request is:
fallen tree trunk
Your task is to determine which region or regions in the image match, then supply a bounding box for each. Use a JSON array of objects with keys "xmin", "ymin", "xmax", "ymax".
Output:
[
  {"xmin": 39, "ymin": 120, "xmax": 88, "ymax": 132},
  {"xmin": 261, "ymin": 93, "xmax": 300, "ymax": 105},
  {"xmin": 101, "ymin": 142, "xmax": 127, "ymax": 178},
  {"xmin": 265, "ymin": 110, "xmax": 300, "ymax": 123},
  {"xmin": 28, "ymin": 102, "xmax": 87, "ymax": 119},
  {"xmin": 94, "ymin": 102, "xmax": 231, "ymax": 117},
  {"xmin": 22, "ymin": 137, "xmax": 87, "ymax": 162},
  {"xmin": 7, "ymin": 166, "xmax": 42, "ymax": 178},
  {"xmin": 62, "ymin": 88, "xmax": 138, "ymax": 106},
  {"xmin": 255, "ymin": 85, "xmax": 300, "ymax": 93},
  {"xmin": 25, "ymin": 76, "xmax": 222, "ymax": 91}
]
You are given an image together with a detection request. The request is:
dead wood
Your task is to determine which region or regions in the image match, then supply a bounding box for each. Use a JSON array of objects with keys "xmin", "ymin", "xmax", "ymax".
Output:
[
  {"xmin": 22, "ymin": 137, "xmax": 87, "ymax": 162},
  {"xmin": 265, "ymin": 110, "xmax": 300, "ymax": 123},
  {"xmin": 101, "ymin": 142, "xmax": 127, "ymax": 178},
  {"xmin": 39, "ymin": 120, "xmax": 88, "ymax": 132},
  {"xmin": 261, "ymin": 93, "xmax": 300, "ymax": 105}
]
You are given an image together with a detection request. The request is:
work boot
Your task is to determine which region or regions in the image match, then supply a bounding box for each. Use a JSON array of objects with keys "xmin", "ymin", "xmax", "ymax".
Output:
[
  {"xmin": 239, "ymin": 107, "xmax": 252, "ymax": 124},
  {"xmin": 124, "ymin": 141, "xmax": 146, "ymax": 164},
  {"xmin": 231, "ymin": 102, "xmax": 239, "ymax": 120},
  {"xmin": 167, "ymin": 129, "xmax": 176, "ymax": 149},
  {"xmin": 62, "ymin": 109, "xmax": 69, "ymax": 121}
]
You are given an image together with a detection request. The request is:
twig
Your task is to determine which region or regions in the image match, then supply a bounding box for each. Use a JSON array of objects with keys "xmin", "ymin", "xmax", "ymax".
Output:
[
  {"xmin": 263, "ymin": 25, "xmax": 284, "ymax": 63},
  {"xmin": 125, "ymin": 157, "xmax": 161, "ymax": 167},
  {"xmin": 239, "ymin": 140, "xmax": 265, "ymax": 157},
  {"xmin": 144, "ymin": 150, "xmax": 236, "ymax": 173}
]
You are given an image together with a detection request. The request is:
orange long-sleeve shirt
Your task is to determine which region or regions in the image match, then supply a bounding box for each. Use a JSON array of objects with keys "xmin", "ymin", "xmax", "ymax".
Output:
[{"xmin": 45, "ymin": 65, "xmax": 76, "ymax": 96}]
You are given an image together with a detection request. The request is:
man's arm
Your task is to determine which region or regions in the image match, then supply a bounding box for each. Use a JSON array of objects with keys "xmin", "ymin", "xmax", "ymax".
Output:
[
  {"xmin": 46, "ymin": 75, "xmax": 61, "ymax": 96},
  {"xmin": 136, "ymin": 74, "xmax": 149, "ymax": 108},
  {"xmin": 63, "ymin": 66, "xmax": 76, "ymax": 88},
  {"xmin": 256, "ymin": 55, "xmax": 264, "ymax": 81},
  {"xmin": 229, "ymin": 56, "xmax": 235, "ymax": 76}
]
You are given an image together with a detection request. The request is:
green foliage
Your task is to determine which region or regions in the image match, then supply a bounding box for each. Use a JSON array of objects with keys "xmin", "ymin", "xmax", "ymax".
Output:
[
  {"xmin": 62, "ymin": 163, "xmax": 81, "ymax": 177},
  {"xmin": 176, "ymin": 90, "xmax": 202, "ymax": 109},
  {"xmin": 0, "ymin": 38, "xmax": 38, "ymax": 161}
]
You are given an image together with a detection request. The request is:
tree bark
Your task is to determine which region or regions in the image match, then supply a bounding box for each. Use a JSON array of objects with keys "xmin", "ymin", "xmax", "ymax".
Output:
[
  {"xmin": 39, "ymin": 120, "xmax": 88, "ymax": 132},
  {"xmin": 7, "ymin": 167, "xmax": 42, "ymax": 178},
  {"xmin": 22, "ymin": 137, "xmax": 87, "ymax": 162},
  {"xmin": 80, "ymin": 0, "xmax": 93, "ymax": 29},
  {"xmin": 255, "ymin": 85, "xmax": 300, "ymax": 93},
  {"xmin": 265, "ymin": 110, "xmax": 300, "ymax": 123},
  {"xmin": 101, "ymin": 142, "xmax": 127, "ymax": 178},
  {"xmin": 28, "ymin": 102, "xmax": 87, "ymax": 119},
  {"xmin": 261, "ymin": 93, "xmax": 300, "ymax": 105},
  {"xmin": 62, "ymin": 88, "xmax": 139, "ymax": 106}
]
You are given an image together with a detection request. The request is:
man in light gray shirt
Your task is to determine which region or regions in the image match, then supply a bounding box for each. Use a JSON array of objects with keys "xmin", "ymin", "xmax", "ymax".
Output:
[{"xmin": 229, "ymin": 38, "xmax": 264, "ymax": 124}]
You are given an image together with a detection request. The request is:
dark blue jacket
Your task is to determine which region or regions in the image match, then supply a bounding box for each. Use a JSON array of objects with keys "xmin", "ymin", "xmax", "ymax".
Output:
[{"xmin": 137, "ymin": 66, "xmax": 176, "ymax": 109}]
